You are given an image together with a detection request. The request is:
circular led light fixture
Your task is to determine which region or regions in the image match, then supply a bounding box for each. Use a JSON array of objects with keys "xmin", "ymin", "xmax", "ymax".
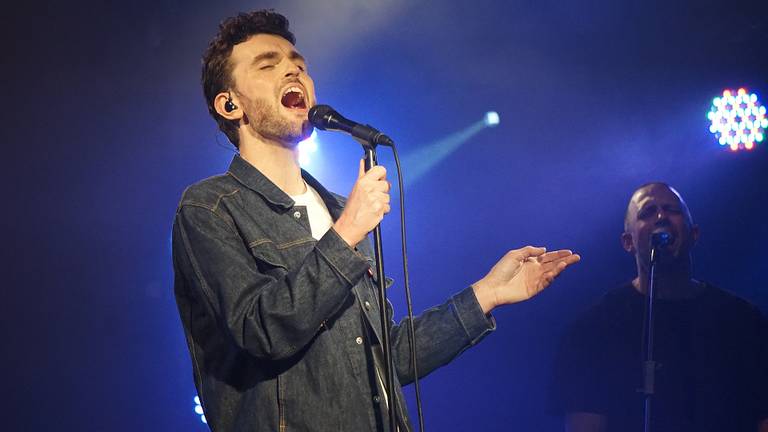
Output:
[{"xmin": 708, "ymin": 88, "xmax": 765, "ymax": 152}]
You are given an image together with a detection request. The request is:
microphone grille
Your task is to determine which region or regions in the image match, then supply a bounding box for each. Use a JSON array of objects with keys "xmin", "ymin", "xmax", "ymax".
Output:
[
  {"xmin": 651, "ymin": 231, "xmax": 673, "ymax": 247},
  {"xmin": 308, "ymin": 104, "xmax": 333, "ymax": 129}
]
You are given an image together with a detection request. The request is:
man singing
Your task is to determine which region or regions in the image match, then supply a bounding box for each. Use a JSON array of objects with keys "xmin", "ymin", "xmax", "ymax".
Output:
[
  {"xmin": 172, "ymin": 10, "xmax": 580, "ymax": 431},
  {"xmin": 551, "ymin": 183, "xmax": 768, "ymax": 432}
]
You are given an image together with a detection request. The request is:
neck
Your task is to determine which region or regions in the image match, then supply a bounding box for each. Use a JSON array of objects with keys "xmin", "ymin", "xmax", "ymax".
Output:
[
  {"xmin": 239, "ymin": 135, "xmax": 306, "ymax": 196},
  {"xmin": 633, "ymin": 264, "xmax": 698, "ymax": 300}
]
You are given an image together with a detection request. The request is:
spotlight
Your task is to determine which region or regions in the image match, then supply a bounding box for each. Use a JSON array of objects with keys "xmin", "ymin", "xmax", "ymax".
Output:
[
  {"xmin": 298, "ymin": 130, "xmax": 319, "ymax": 167},
  {"xmin": 484, "ymin": 111, "xmax": 500, "ymax": 127},
  {"xmin": 708, "ymin": 88, "xmax": 765, "ymax": 152},
  {"xmin": 402, "ymin": 112, "xmax": 498, "ymax": 186}
]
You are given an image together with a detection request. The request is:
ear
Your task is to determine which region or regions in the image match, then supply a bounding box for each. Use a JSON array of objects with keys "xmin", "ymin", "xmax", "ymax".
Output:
[
  {"xmin": 621, "ymin": 232, "xmax": 635, "ymax": 254},
  {"xmin": 690, "ymin": 224, "xmax": 700, "ymax": 245},
  {"xmin": 213, "ymin": 92, "xmax": 242, "ymax": 121}
]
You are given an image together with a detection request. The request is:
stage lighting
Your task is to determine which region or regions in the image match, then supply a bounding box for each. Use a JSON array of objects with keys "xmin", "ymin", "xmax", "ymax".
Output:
[
  {"xmin": 194, "ymin": 395, "xmax": 207, "ymax": 424},
  {"xmin": 484, "ymin": 111, "xmax": 500, "ymax": 127},
  {"xmin": 298, "ymin": 130, "xmax": 319, "ymax": 167},
  {"xmin": 708, "ymin": 88, "xmax": 765, "ymax": 152}
]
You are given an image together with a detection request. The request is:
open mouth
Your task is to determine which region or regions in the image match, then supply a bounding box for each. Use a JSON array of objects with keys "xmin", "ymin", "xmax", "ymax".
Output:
[
  {"xmin": 280, "ymin": 86, "xmax": 307, "ymax": 110},
  {"xmin": 651, "ymin": 229, "xmax": 677, "ymax": 248}
]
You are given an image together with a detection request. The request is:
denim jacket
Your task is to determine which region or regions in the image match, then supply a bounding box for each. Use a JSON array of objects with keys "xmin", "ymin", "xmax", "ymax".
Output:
[{"xmin": 172, "ymin": 155, "xmax": 495, "ymax": 431}]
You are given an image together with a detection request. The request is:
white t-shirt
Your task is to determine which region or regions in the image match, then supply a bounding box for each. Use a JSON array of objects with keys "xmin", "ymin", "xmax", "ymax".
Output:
[{"xmin": 289, "ymin": 182, "xmax": 334, "ymax": 240}]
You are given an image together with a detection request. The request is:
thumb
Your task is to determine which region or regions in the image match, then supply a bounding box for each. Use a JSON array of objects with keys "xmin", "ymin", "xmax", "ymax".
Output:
[
  {"xmin": 358, "ymin": 158, "xmax": 366, "ymax": 179},
  {"xmin": 514, "ymin": 245, "xmax": 546, "ymax": 260}
]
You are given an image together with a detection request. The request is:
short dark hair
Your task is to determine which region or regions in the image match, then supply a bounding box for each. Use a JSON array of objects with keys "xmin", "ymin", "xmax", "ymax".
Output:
[{"xmin": 201, "ymin": 10, "xmax": 296, "ymax": 148}]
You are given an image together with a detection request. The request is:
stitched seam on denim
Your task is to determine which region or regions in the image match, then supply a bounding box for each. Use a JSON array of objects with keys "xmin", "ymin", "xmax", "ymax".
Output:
[
  {"xmin": 227, "ymin": 171, "xmax": 272, "ymax": 202},
  {"xmin": 277, "ymin": 374, "xmax": 286, "ymax": 432},
  {"xmin": 181, "ymin": 201, "xmax": 214, "ymax": 211},
  {"xmin": 464, "ymin": 291, "xmax": 494, "ymax": 344},
  {"xmin": 179, "ymin": 203, "xmax": 237, "ymax": 231},
  {"xmin": 211, "ymin": 189, "xmax": 239, "ymax": 212},
  {"xmin": 449, "ymin": 296, "xmax": 474, "ymax": 342},
  {"xmin": 177, "ymin": 216, "xmax": 218, "ymax": 308},
  {"xmin": 177, "ymin": 215, "xmax": 235, "ymax": 376},
  {"xmin": 187, "ymin": 334, "xmax": 207, "ymax": 422},
  {"xmin": 276, "ymin": 238, "xmax": 315, "ymax": 249},
  {"xmin": 226, "ymin": 170, "xmax": 246, "ymax": 186},
  {"xmin": 248, "ymin": 238, "xmax": 274, "ymax": 248}
]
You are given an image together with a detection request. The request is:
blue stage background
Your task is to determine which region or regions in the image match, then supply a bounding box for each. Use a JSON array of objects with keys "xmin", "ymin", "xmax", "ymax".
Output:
[{"xmin": 5, "ymin": 0, "xmax": 767, "ymax": 430}]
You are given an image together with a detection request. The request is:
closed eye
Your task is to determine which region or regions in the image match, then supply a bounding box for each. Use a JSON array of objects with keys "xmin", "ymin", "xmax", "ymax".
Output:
[{"xmin": 637, "ymin": 206, "xmax": 656, "ymax": 219}]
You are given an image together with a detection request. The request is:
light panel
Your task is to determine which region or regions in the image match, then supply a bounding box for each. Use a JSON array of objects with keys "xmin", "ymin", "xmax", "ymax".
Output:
[{"xmin": 708, "ymin": 88, "xmax": 765, "ymax": 152}]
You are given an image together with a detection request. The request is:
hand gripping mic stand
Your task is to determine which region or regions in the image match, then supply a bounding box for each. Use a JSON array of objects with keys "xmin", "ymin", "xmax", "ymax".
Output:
[
  {"xmin": 309, "ymin": 104, "xmax": 423, "ymax": 431},
  {"xmin": 641, "ymin": 232, "xmax": 670, "ymax": 432},
  {"xmin": 359, "ymin": 138, "xmax": 399, "ymax": 432}
]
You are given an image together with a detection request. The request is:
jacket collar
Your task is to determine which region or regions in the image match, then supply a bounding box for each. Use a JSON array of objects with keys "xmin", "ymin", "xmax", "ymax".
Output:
[{"xmin": 227, "ymin": 154, "xmax": 346, "ymax": 217}]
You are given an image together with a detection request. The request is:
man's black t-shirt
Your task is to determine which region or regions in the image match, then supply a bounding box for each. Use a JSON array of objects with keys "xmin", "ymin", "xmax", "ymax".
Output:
[{"xmin": 551, "ymin": 282, "xmax": 768, "ymax": 432}]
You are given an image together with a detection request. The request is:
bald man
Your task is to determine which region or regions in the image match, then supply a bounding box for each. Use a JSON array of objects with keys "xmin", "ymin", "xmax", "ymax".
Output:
[{"xmin": 550, "ymin": 183, "xmax": 768, "ymax": 432}]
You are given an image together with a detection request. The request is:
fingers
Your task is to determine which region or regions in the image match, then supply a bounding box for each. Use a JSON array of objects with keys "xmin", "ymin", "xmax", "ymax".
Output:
[
  {"xmin": 352, "ymin": 164, "xmax": 391, "ymax": 215},
  {"xmin": 511, "ymin": 245, "xmax": 546, "ymax": 260},
  {"xmin": 336, "ymin": 162, "xmax": 391, "ymax": 246},
  {"xmin": 540, "ymin": 253, "xmax": 581, "ymax": 277},
  {"xmin": 566, "ymin": 253, "xmax": 581, "ymax": 264},
  {"xmin": 358, "ymin": 166, "xmax": 389, "ymax": 196},
  {"xmin": 358, "ymin": 159, "xmax": 387, "ymax": 181},
  {"xmin": 370, "ymin": 191, "xmax": 392, "ymax": 214},
  {"xmin": 536, "ymin": 265, "xmax": 565, "ymax": 291},
  {"xmin": 539, "ymin": 251, "xmax": 581, "ymax": 272},
  {"xmin": 364, "ymin": 165, "xmax": 387, "ymax": 181},
  {"xmin": 538, "ymin": 249, "xmax": 574, "ymax": 264},
  {"xmin": 370, "ymin": 179, "xmax": 390, "ymax": 193}
]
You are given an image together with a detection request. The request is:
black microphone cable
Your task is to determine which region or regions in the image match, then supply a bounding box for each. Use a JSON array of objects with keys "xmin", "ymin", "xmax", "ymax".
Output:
[{"xmin": 389, "ymin": 143, "xmax": 425, "ymax": 432}]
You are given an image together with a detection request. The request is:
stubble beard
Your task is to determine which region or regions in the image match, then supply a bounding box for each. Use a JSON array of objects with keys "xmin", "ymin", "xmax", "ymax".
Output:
[{"xmin": 246, "ymin": 97, "xmax": 312, "ymax": 146}]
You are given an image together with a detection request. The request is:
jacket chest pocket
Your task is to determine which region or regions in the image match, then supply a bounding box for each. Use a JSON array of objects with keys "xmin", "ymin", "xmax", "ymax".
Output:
[
  {"xmin": 248, "ymin": 240, "xmax": 288, "ymax": 278},
  {"xmin": 248, "ymin": 238, "xmax": 316, "ymax": 276}
]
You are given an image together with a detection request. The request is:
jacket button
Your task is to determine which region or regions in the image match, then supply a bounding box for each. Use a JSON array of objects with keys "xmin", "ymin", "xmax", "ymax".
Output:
[
  {"xmin": 373, "ymin": 395, "xmax": 381, "ymax": 403},
  {"xmin": 355, "ymin": 336, "xmax": 363, "ymax": 345},
  {"xmin": 364, "ymin": 301, "xmax": 371, "ymax": 311},
  {"xmin": 293, "ymin": 211, "xmax": 301, "ymax": 219}
]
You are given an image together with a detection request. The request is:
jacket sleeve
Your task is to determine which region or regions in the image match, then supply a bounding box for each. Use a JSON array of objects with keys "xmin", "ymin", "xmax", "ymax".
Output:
[
  {"xmin": 387, "ymin": 286, "xmax": 495, "ymax": 384},
  {"xmin": 173, "ymin": 204, "xmax": 370, "ymax": 360}
]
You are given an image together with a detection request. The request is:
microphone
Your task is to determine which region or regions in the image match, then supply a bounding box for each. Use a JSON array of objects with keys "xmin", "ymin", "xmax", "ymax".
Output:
[
  {"xmin": 649, "ymin": 231, "xmax": 673, "ymax": 265},
  {"xmin": 308, "ymin": 105, "xmax": 394, "ymax": 147},
  {"xmin": 651, "ymin": 231, "xmax": 673, "ymax": 248}
]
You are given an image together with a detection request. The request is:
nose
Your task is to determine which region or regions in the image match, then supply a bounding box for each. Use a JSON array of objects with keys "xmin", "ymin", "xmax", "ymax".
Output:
[
  {"xmin": 284, "ymin": 62, "xmax": 302, "ymax": 77},
  {"xmin": 654, "ymin": 209, "xmax": 670, "ymax": 225}
]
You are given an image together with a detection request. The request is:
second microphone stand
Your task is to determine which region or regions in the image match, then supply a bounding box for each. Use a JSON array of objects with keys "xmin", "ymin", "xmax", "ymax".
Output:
[{"xmin": 640, "ymin": 243, "xmax": 663, "ymax": 432}]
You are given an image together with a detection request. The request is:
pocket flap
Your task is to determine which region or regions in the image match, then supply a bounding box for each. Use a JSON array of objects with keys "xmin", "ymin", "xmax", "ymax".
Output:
[{"xmin": 248, "ymin": 240, "xmax": 288, "ymax": 270}]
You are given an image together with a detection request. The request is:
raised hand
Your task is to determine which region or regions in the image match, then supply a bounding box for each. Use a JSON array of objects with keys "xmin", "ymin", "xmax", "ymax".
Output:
[{"xmin": 472, "ymin": 246, "xmax": 581, "ymax": 314}]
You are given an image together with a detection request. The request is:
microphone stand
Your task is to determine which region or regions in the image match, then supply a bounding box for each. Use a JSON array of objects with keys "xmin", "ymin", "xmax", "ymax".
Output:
[
  {"xmin": 641, "ymin": 245, "xmax": 661, "ymax": 432},
  {"xmin": 361, "ymin": 140, "xmax": 398, "ymax": 432}
]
